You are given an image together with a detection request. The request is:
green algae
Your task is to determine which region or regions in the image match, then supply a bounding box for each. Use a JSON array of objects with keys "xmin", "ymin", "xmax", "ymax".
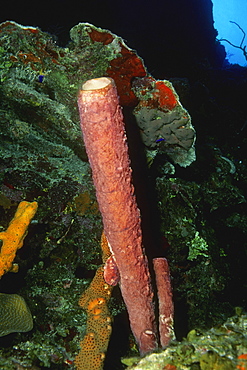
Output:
[
  {"xmin": 187, "ymin": 231, "xmax": 209, "ymax": 260},
  {"xmin": 125, "ymin": 311, "xmax": 247, "ymax": 370}
]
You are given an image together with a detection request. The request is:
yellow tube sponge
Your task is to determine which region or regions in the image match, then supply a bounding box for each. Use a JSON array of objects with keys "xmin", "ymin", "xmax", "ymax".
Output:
[{"xmin": 0, "ymin": 201, "xmax": 38, "ymax": 278}]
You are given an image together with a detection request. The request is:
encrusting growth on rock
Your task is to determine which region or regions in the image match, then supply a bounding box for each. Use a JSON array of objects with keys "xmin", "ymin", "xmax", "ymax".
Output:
[
  {"xmin": 75, "ymin": 232, "xmax": 113, "ymax": 370},
  {"xmin": 0, "ymin": 201, "xmax": 38, "ymax": 278}
]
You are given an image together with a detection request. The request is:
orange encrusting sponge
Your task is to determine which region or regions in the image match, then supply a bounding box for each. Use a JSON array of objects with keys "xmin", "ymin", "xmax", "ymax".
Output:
[
  {"xmin": 75, "ymin": 232, "xmax": 113, "ymax": 370},
  {"xmin": 0, "ymin": 201, "xmax": 38, "ymax": 278}
]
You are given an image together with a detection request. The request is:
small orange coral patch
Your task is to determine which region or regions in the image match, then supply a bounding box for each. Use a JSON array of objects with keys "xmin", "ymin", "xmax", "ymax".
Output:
[
  {"xmin": 237, "ymin": 354, "xmax": 247, "ymax": 370},
  {"xmin": 87, "ymin": 298, "xmax": 105, "ymax": 311},
  {"xmin": 163, "ymin": 364, "xmax": 177, "ymax": 370}
]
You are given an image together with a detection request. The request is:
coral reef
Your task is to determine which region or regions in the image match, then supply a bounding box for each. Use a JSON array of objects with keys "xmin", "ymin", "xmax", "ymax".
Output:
[
  {"xmin": 125, "ymin": 310, "xmax": 247, "ymax": 370},
  {"xmin": 0, "ymin": 18, "xmax": 246, "ymax": 370}
]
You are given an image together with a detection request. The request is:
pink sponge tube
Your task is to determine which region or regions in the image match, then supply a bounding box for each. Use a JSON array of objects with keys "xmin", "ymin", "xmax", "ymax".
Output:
[
  {"xmin": 153, "ymin": 257, "xmax": 174, "ymax": 348},
  {"xmin": 78, "ymin": 77, "xmax": 157, "ymax": 354}
]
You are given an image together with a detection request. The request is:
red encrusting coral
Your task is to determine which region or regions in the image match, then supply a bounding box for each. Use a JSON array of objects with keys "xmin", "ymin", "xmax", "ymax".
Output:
[
  {"xmin": 88, "ymin": 28, "xmax": 114, "ymax": 45},
  {"xmin": 154, "ymin": 81, "xmax": 177, "ymax": 111},
  {"xmin": 87, "ymin": 25, "xmax": 147, "ymax": 106},
  {"xmin": 133, "ymin": 75, "xmax": 178, "ymax": 111},
  {"xmin": 106, "ymin": 45, "xmax": 147, "ymax": 106}
]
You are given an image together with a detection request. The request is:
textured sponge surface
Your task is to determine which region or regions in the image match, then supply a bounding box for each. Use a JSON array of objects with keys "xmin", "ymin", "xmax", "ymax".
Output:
[{"xmin": 0, "ymin": 293, "xmax": 33, "ymax": 337}]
